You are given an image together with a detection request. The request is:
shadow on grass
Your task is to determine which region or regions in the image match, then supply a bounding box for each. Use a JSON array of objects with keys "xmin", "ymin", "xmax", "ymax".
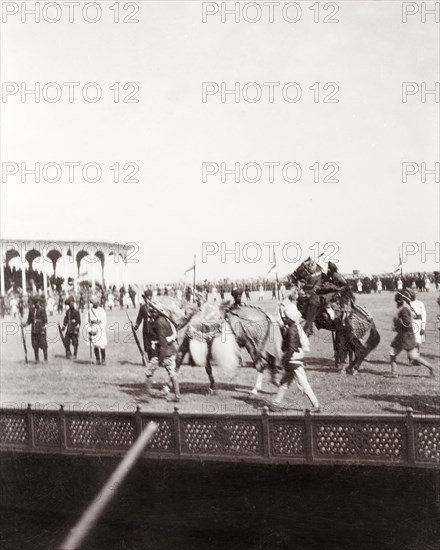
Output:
[
  {"xmin": 117, "ymin": 382, "xmax": 151, "ymax": 403},
  {"xmin": 231, "ymin": 391, "xmax": 279, "ymax": 411},
  {"xmin": 118, "ymin": 380, "xmax": 256, "ymax": 400},
  {"xmin": 357, "ymin": 393, "xmax": 440, "ymax": 415}
]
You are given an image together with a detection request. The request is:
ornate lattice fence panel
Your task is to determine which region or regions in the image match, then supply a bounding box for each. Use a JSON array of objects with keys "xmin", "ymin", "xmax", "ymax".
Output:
[
  {"xmin": 414, "ymin": 423, "xmax": 440, "ymax": 464},
  {"xmin": 34, "ymin": 413, "xmax": 61, "ymax": 447},
  {"xmin": 314, "ymin": 421, "xmax": 406, "ymax": 461},
  {"xmin": 142, "ymin": 417, "xmax": 175, "ymax": 453},
  {"xmin": 270, "ymin": 421, "xmax": 305, "ymax": 457},
  {"xmin": 181, "ymin": 418, "xmax": 263, "ymax": 456},
  {"xmin": 66, "ymin": 415, "xmax": 136, "ymax": 450},
  {"xmin": 0, "ymin": 412, "xmax": 28, "ymax": 446}
]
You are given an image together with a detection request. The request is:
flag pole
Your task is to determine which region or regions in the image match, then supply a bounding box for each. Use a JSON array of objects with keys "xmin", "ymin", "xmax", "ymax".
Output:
[
  {"xmin": 273, "ymin": 252, "xmax": 280, "ymax": 300},
  {"xmin": 192, "ymin": 255, "xmax": 196, "ymax": 303}
]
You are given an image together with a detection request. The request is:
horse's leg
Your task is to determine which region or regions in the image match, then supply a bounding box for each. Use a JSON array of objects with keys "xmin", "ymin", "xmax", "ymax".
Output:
[
  {"xmin": 331, "ymin": 331, "xmax": 339, "ymax": 369},
  {"xmin": 251, "ymin": 369, "xmax": 264, "ymax": 396},
  {"xmin": 176, "ymin": 336, "xmax": 189, "ymax": 371},
  {"xmin": 266, "ymin": 354, "xmax": 279, "ymax": 387},
  {"xmin": 204, "ymin": 340, "xmax": 216, "ymax": 393},
  {"xmin": 205, "ymin": 360, "xmax": 216, "ymax": 394}
]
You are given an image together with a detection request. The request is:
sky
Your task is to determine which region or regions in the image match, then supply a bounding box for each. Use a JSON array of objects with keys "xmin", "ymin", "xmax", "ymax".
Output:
[{"xmin": 1, "ymin": 0, "xmax": 439, "ymax": 283}]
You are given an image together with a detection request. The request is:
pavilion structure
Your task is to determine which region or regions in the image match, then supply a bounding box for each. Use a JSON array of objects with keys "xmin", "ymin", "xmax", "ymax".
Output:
[{"xmin": 0, "ymin": 239, "xmax": 135, "ymax": 295}]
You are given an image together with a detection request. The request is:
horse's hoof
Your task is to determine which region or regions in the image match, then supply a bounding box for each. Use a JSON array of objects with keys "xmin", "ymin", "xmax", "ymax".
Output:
[
  {"xmin": 208, "ymin": 388, "xmax": 217, "ymax": 395},
  {"xmin": 249, "ymin": 388, "xmax": 259, "ymax": 397}
]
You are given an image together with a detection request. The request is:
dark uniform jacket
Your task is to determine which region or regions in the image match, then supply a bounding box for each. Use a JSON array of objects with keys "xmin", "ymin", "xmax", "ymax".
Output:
[
  {"xmin": 281, "ymin": 322, "xmax": 302, "ymax": 368},
  {"xmin": 154, "ymin": 315, "xmax": 177, "ymax": 361},
  {"xmin": 27, "ymin": 306, "xmax": 47, "ymax": 335},
  {"xmin": 63, "ymin": 308, "xmax": 81, "ymax": 335},
  {"xmin": 391, "ymin": 304, "xmax": 415, "ymax": 350},
  {"xmin": 135, "ymin": 304, "xmax": 157, "ymax": 337}
]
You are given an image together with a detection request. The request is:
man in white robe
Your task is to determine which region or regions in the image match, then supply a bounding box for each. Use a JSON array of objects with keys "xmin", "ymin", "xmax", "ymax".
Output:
[{"xmin": 85, "ymin": 295, "xmax": 108, "ymax": 365}]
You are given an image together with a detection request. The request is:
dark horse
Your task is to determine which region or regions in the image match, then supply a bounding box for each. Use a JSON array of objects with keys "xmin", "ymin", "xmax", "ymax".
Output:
[{"xmin": 289, "ymin": 258, "xmax": 380, "ymax": 374}]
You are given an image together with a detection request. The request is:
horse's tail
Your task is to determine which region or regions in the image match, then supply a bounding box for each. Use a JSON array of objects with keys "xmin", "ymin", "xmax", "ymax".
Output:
[
  {"xmin": 365, "ymin": 321, "xmax": 380, "ymax": 352},
  {"xmin": 189, "ymin": 339, "xmax": 209, "ymax": 369},
  {"xmin": 210, "ymin": 322, "xmax": 240, "ymax": 376}
]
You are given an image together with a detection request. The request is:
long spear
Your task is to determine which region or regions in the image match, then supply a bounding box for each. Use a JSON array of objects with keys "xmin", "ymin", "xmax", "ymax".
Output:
[
  {"xmin": 192, "ymin": 254, "xmax": 196, "ymax": 303},
  {"xmin": 126, "ymin": 311, "xmax": 149, "ymax": 366},
  {"xmin": 18, "ymin": 313, "xmax": 28, "ymax": 364},
  {"xmin": 87, "ymin": 285, "xmax": 92, "ymax": 362}
]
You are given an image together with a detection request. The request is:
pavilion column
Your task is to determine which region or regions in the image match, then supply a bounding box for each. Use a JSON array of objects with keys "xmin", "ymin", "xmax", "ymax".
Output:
[
  {"xmin": 20, "ymin": 250, "xmax": 27, "ymax": 295},
  {"xmin": 62, "ymin": 249, "xmax": 69, "ymax": 294},
  {"xmin": 101, "ymin": 254, "xmax": 106, "ymax": 288},
  {"xmin": 42, "ymin": 254, "xmax": 48, "ymax": 297},
  {"xmin": 89, "ymin": 253, "xmax": 96, "ymax": 291},
  {"xmin": 68, "ymin": 252, "xmax": 77, "ymax": 293},
  {"xmin": 0, "ymin": 251, "xmax": 5, "ymax": 296},
  {"xmin": 123, "ymin": 257, "xmax": 128, "ymax": 290}
]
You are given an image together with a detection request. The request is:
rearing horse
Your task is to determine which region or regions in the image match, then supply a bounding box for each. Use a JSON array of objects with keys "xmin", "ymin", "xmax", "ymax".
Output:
[{"xmin": 290, "ymin": 258, "xmax": 380, "ymax": 374}]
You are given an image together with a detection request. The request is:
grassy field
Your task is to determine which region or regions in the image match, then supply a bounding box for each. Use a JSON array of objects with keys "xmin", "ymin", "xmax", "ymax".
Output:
[{"xmin": 1, "ymin": 290, "xmax": 439, "ymax": 415}]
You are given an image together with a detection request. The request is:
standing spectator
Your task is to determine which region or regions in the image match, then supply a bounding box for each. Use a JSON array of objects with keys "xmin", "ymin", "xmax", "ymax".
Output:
[
  {"xmin": 119, "ymin": 286, "xmax": 125, "ymax": 309},
  {"xmin": 357, "ymin": 280, "xmax": 363, "ymax": 294},
  {"xmin": 245, "ymin": 285, "xmax": 251, "ymax": 301},
  {"xmin": 86, "ymin": 295, "xmax": 108, "ymax": 365},
  {"xmin": 259, "ymin": 284, "xmax": 265, "ymax": 301},
  {"xmin": 128, "ymin": 285, "xmax": 136, "ymax": 308},
  {"xmin": 46, "ymin": 294, "xmax": 55, "ymax": 316},
  {"xmin": 62, "ymin": 297, "xmax": 81, "ymax": 359},
  {"xmin": 212, "ymin": 286, "xmax": 218, "ymax": 302},
  {"xmin": 24, "ymin": 296, "xmax": 48, "ymax": 363},
  {"xmin": 18, "ymin": 295, "xmax": 25, "ymax": 317},
  {"xmin": 280, "ymin": 283, "xmax": 286, "ymax": 300},
  {"xmin": 389, "ymin": 292, "xmax": 433, "ymax": 377},
  {"xmin": 10, "ymin": 295, "xmax": 18, "ymax": 318},
  {"xmin": 424, "ymin": 275, "xmax": 430, "ymax": 292},
  {"xmin": 397, "ymin": 277, "xmax": 403, "ymax": 291},
  {"xmin": 57, "ymin": 292, "xmax": 64, "ymax": 314},
  {"xmin": 376, "ymin": 279, "xmax": 382, "ymax": 294},
  {"xmin": 107, "ymin": 291, "xmax": 115, "ymax": 310}
]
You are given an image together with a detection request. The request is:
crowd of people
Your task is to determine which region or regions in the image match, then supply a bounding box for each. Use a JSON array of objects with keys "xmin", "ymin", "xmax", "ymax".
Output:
[{"xmin": 1, "ymin": 265, "xmax": 438, "ymax": 409}]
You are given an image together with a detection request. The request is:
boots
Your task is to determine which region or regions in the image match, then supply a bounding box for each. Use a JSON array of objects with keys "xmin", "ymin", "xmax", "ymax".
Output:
[
  {"xmin": 101, "ymin": 349, "xmax": 106, "ymax": 366},
  {"xmin": 94, "ymin": 348, "xmax": 101, "ymax": 365}
]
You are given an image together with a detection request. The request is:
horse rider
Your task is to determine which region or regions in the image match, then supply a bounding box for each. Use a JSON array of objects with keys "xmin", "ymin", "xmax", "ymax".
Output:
[
  {"xmin": 62, "ymin": 297, "xmax": 81, "ymax": 359},
  {"xmin": 270, "ymin": 290, "xmax": 320, "ymax": 412},
  {"xmin": 389, "ymin": 291, "xmax": 433, "ymax": 377},
  {"xmin": 231, "ymin": 285, "xmax": 243, "ymax": 308},
  {"xmin": 303, "ymin": 262, "xmax": 348, "ymax": 336}
]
